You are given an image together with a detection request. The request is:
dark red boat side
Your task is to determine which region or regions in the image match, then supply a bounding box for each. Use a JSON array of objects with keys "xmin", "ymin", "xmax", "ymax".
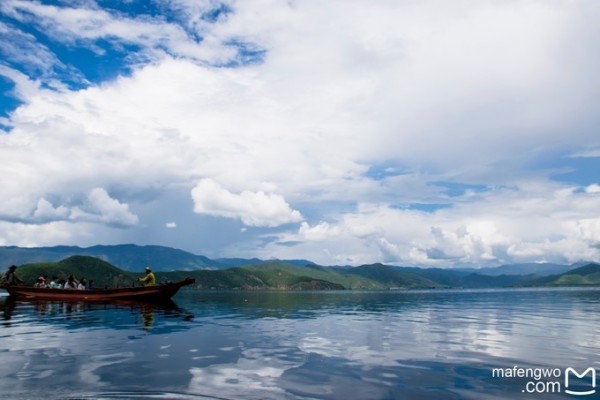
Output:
[{"xmin": 3, "ymin": 278, "xmax": 196, "ymax": 302}]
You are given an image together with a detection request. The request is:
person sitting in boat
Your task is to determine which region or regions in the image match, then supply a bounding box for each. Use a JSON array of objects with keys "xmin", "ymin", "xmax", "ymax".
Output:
[
  {"xmin": 1, "ymin": 265, "xmax": 24, "ymax": 286},
  {"xmin": 63, "ymin": 275, "xmax": 80, "ymax": 289},
  {"xmin": 34, "ymin": 277, "xmax": 48, "ymax": 288},
  {"xmin": 138, "ymin": 266, "xmax": 156, "ymax": 286},
  {"xmin": 49, "ymin": 276, "xmax": 61, "ymax": 288},
  {"xmin": 77, "ymin": 278, "xmax": 88, "ymax": 290}
]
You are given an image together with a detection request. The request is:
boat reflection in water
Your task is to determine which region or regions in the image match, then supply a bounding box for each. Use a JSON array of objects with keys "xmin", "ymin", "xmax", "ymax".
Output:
[{"xmin": 0, "ymin": 294, "xmax": 194, "ymax": 333}]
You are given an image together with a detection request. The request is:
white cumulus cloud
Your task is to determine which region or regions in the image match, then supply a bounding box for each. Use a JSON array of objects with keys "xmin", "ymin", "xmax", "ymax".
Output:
[
  {"xmin": 248, "ymin": 183, "xmax": 600, "ymax": 266},
  {"xmin": 70, "ymin": 188, "xmax": 139, "ymax": 227},
  {"xmin": 191, "ymin": 179, "xmax": 303, "ymax": 227}
]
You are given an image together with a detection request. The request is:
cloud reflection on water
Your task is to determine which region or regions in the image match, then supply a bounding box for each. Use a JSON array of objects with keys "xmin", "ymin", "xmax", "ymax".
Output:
[
  {"xmin": 189, "ymin": 346, "xmax": 306, "ymax": 400},
  {"xmin": 1, "ymin": 289, "xmax": 599, "ymax": 399}
]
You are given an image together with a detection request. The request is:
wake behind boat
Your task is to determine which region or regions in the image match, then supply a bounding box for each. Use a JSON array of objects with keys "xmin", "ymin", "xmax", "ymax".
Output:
[{"xmin": 3, "ymin": 278, "xmax": 196, "ymax": 302}]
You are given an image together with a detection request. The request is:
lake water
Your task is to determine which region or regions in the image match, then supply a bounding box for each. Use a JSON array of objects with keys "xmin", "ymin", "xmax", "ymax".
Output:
[{"xmin": 1, "ymin": 288, "xmax": 599, "ymax": 400}]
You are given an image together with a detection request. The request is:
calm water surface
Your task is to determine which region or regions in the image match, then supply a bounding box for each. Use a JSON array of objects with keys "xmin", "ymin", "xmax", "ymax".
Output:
[{"xmin": 1, "ymin": 288, "xmax": 599, "ymax": 399}]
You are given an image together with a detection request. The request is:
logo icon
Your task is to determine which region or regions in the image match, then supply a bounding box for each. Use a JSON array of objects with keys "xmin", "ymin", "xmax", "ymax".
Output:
[{"xmin": 565, "ymin": 367, "xmax": 596, "ymax": 396}]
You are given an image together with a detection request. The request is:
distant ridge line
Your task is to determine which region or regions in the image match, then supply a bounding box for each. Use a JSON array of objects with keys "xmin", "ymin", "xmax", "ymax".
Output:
[{"xmin": 0, "ymin": 244, "xmax": 593, "ymax": 277}]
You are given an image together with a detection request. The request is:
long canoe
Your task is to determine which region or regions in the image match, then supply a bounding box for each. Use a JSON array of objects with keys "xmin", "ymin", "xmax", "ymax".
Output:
[{"xmin": 3, "ymin": 278, "xmax": 196, "ymax": 302}]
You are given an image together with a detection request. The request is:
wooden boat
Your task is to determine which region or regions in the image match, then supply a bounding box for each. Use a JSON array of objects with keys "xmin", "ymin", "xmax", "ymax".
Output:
[{"xmin": 3, "ymin": 278, "xmax": 195, "ymax": 302}]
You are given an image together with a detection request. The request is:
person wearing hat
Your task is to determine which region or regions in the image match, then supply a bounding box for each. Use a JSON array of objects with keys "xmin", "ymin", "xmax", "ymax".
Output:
[
  {"xmin": 138, "ymin": 266, "xmax": 156, "ymax": 286},
  {"xmin": 34, "ymin": 276, "xmax": 48, "ymax": 288},
  {"xmin": 1, "ymin": 265, "xmax": 24, "ymax": 286}
]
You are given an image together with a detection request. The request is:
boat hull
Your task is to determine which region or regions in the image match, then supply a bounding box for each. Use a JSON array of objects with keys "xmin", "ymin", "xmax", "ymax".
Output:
[{"xmin": 4, "ymin": 278, "xmax": 195, "ymax": 302}]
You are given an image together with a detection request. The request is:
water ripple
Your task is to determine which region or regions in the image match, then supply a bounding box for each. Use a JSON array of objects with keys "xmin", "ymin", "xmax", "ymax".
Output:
[
  {"xmin": 2, "ymin": 288, "xmax": 600, "ymax": 399},
  {"xmin": 65, "ymin": 391, "xmax": 226, "ymax": 400}
]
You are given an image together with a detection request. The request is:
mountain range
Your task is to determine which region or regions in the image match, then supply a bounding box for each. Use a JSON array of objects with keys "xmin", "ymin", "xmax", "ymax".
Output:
[
  {"xmin": 5, "ymin": 255, "xmax": 600, "ymax": 290},
  {"xmin": 0, "ymin": 244, "xmax": 584, "ymax": 276},
  {"xmin": 0, "ymin": 244, "xmax": 223, "ymax": 271},
  {"xmin": 1, "ymin": 245, "xmax": 598, "ymax": 290}
]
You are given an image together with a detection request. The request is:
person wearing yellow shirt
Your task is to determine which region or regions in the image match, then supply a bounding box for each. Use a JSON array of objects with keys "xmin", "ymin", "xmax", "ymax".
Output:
[{"xmin": 138, "ymin": 266, "xmax": 156, "ymax": 286}]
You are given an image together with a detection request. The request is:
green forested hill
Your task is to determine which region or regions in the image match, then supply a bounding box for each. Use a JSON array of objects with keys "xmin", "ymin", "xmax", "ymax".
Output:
[
  {"xmin": 12, "ymin": 256, "xmax": 138, "ymax": 288},
  {"xmin": 531, "ymin": 263, "xmax": 600, "ymax": 286},
  {"xmin": 162, "ymin": 261, "xmax": 444, "ymax": 289},
  {"xmin": 242, "ymin": 262, "xmax": 383, "ymax": 289},
  {"xmin": 349, "ymin": 264, "xmax": 442, "ymax": 288},
  {"xmin": 161, "ymin": 263, "xmax": 345, "ymax": 290}
]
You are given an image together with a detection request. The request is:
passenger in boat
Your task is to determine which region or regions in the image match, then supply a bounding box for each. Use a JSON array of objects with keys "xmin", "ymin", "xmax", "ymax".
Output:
[
  {"xmin": 138, "ymin": 266, "xmax": 156, "ymax": 286},
  {"xmin": 87, "ymin": 279, "xmax": 95, "ymax": 290},
  {"xmin": 77, "ymin": 278, "xmax": 87, "ymax": 290},
  {"xmin": 34, "ymin": 277, "xmax": 48, "ymax": 288},
  {"xmin": 49, "ymin": 276, "xmax": 61, "ymax": 289},
  {"xmin": 1, "ymin": 265, "xmax": 24, "ymax": 285},
  {"xmin": 63, "ymin": 275, "xmax": 80, "ymax": 289}
]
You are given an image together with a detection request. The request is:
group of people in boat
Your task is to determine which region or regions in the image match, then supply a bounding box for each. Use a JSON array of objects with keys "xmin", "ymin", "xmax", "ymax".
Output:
[
  {"xmin": 1, "ymin": 265, "xmax": 157, "ymax": 288},
  {"xmin": 34, "ymin": 275, "xmax": 94, "ymax": 290}
]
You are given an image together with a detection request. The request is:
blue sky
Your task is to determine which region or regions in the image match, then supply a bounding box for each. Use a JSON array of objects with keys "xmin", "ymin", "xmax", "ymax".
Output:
[{"xmin": 1, "ymin": 0, "xmax": 599, "ymax": 267}]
